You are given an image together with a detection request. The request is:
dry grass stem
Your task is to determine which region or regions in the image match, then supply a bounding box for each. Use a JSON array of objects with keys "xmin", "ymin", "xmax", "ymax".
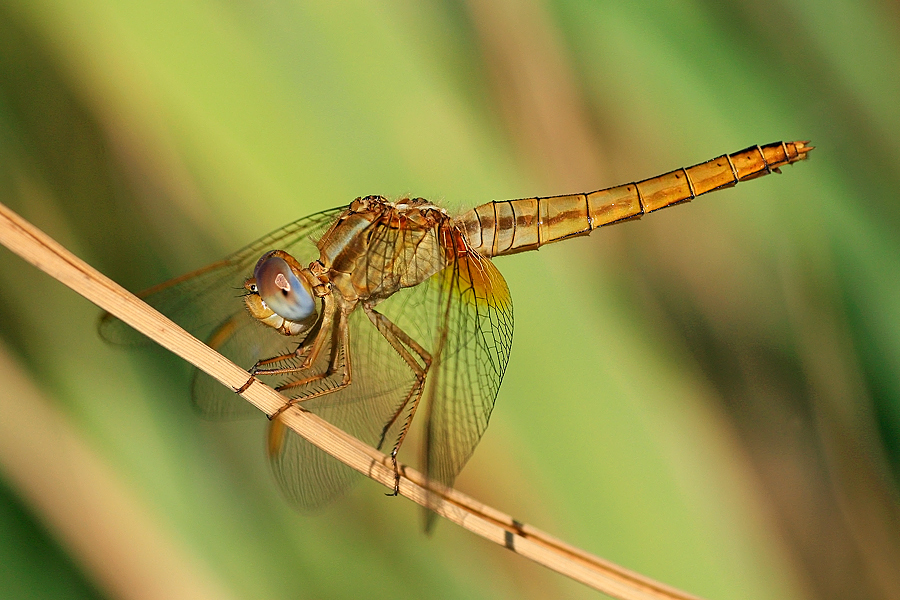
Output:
[{"xmin": 0, "ymin": 200, "xmax": 704, "ymax": 600}]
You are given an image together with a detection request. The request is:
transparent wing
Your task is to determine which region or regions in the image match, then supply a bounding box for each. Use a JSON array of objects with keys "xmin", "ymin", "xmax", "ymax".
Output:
[
  {"xmin": 421, "ymin": 250, "xmax": 512, "ymax": 529},
  {"xmin": 99, "ymin": 205, "xmax": 346, "ymax": 418},
  {"xmin": 268, "ymin": 287, "xmax": 434, "ymax": 509},
  {"xmin": 264, "ymin": 209, "xmax": 449, "ymax": 508},
  {"xmin": 266, "ymin": 224, "xmax": 513, "ymax": 519}
]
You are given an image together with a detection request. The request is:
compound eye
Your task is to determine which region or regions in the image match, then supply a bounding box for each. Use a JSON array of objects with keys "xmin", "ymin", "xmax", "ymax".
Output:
[{"xmin": 253, "ymin": 253, "xmax": 316, "ymax": 322}]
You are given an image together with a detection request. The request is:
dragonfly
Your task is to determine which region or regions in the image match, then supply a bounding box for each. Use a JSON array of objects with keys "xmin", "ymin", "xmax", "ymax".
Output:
[{"xmin": 101, "ymin": 141, "xmax": 812, "ymax": 525}]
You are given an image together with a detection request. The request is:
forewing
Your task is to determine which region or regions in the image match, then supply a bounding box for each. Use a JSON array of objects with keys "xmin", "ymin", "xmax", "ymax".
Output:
[
  {"xmin": 99, "ymin": 206, "xmax": 344, "ymax": 345},
  {"xmin": 99, "ymin": 206, "xmax": 345, "ymax": 418}
]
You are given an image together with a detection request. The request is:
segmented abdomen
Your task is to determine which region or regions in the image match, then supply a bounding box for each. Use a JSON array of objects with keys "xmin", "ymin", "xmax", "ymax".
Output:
[{"xmin": 457, "ymin": 141, "xmax": 812, "ymax": 258}]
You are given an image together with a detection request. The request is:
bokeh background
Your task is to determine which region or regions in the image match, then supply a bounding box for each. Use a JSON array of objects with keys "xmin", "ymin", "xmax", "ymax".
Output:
[{"xmin": 1, "ymin": 1, "xmax": 899, "ymax": 599}]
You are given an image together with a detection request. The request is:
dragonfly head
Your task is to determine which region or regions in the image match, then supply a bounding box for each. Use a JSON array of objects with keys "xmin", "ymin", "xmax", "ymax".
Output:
[{"xmin": 244, "ymin": 250, "xmax": 318, "ymax": 336}]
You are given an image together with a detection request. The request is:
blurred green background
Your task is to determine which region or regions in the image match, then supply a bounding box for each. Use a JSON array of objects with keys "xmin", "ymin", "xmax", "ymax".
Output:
[{"xmin": 1, "ymin": 1, "xmax": 899, "ymax": 599}]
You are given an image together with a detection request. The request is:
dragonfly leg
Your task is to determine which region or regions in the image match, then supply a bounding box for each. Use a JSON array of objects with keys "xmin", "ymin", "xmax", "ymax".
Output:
[
  {"xmin": 251, "ymin": 296, "xmax": 337, "ymax": 375},
  {"xmin": 265, "ymin": 308, "xmax": 352, "ymax": 458},
  {"xmin": 235, "ymin": 295, "xmax": 334, "ymax": 395},
  {"xmin": 251, "ymin": 344, "xmax": 313, "ymax": 372},
  {"xmin": 270, "ymin": 304, "xmax": 352, "ymax": 419},
  {"xmin": 251, "ymin": 297, "xmax": 331, "ymax": 377},
  {"xmin": 363, "ymin": 304, "xmax": 432, "ymax": 496}
]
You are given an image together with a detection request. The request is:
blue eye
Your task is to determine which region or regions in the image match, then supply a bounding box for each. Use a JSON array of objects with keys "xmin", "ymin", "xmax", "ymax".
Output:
[{"xmin": 253, "ymin": 254, "xmax": 316, "ymax": 322}]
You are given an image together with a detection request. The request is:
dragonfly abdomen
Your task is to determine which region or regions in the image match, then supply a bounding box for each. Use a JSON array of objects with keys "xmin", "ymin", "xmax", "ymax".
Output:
[{"xmin": 457, "ymin": 141, "xmax": 812, "ymax": 258}]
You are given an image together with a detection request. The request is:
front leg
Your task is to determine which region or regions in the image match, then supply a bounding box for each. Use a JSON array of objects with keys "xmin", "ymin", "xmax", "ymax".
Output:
[
  {"xmin": 265, "ymin": 305, "xmax": 353, "ymax": 457},
  {"xmin": 235, "ymin": 293, "xmax": 333, "ymax": 394},
  {"xmin": 270, "ymin": 303, "xmax": 352, "ymax": 416},
  {"xmin": 251, "ymin": 294, "xmax": 332, "ymax": 377}
]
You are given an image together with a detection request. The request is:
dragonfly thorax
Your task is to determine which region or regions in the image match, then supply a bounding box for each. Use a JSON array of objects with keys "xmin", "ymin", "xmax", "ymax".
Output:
[{"xmin": 318, "ymin": 196, "xmax": 458, "ymax": 303}]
